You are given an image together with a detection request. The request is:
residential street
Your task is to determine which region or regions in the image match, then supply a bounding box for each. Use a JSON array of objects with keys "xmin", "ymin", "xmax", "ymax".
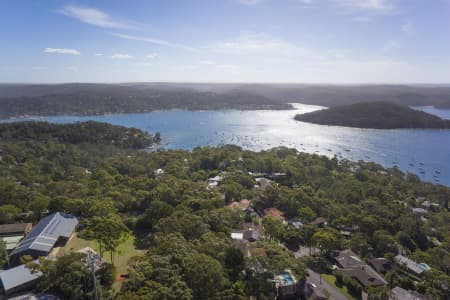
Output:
[{"xmin": 306, "ymin": 268, "xmax": 350, "ymax": 300}]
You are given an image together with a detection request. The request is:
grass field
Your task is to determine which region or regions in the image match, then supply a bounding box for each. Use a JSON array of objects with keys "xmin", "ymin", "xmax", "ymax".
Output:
[
  {"xmin": 321, "ymin": 273, "xmax": 357, "ymax": 300},
  {"xmin": 58, "ymin": 232, "xmax": 146, "ymax": 290}
]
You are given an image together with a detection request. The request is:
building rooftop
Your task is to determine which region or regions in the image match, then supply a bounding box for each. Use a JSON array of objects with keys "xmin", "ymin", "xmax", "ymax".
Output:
[
  {"xmin": 395, "ymin": 255, "xmax": 427, "ymax": 275},
  {"xmin": 390, "ymin": 287, "xmax": 429, "ymax": 300},
  {"xmin": 336, "ymin": 250, "xmax": 387, "ymax": 287},
  {"xmin": 1, "ymin": 235, "xmax": 24, "ymax": 251},
  {"xmin": 227, "ymin": 199, "xmax": 250, "ymax": 211},
  {"xmin": 263, "ymin": 207, "xmax": 285, "ymax": 221},
  {"xmin": 0, "ymin": 261, "xmax": 42, "ymax": 294},
  {"xmin": 0, "ymin": 223, "xmax": 32, "ymax": 236},
  {"xmin": 10, "ymin": 212, "xmax": 78, "ymax": 258}
]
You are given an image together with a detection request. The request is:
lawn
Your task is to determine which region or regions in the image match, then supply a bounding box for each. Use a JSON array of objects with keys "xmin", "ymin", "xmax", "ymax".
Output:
[
  {"xmin": 321, "ymin": 273, "xmax": 357, "ymax": 300},
  {"xmin": 58, "ymin": 232, "xmax": 146, "ymax": 290}
]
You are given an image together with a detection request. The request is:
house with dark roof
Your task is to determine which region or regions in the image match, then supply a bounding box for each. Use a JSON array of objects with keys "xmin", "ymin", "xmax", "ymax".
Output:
[
  {"xmin": 369, "ymin": 257, "xmax": 392, "ymax": 273},
  {"xmin": 0, "ymin": 223, "xmax": 33, "ymax": 253},
  {"xmin": 9, "ymin": 213, "xmax": 78, "ymax": 266},
  {"xmin": 0, "ymin": 223, "xmax": 32, "ymax": 238},
  {"xmin": 335, "ymin": 250, "xmax": 387, "ymax": 288}
]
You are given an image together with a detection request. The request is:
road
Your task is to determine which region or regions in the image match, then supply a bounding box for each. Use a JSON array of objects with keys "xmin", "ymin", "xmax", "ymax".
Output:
[{"xmin": 306, "ymin": 268, "xmax": 350, "ymax": 300}]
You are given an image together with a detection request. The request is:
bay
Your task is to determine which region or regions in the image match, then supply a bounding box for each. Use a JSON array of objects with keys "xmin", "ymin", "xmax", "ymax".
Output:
[{"xmin": 5, "ymin": 103, "xmax": 450, "ymax": 186}]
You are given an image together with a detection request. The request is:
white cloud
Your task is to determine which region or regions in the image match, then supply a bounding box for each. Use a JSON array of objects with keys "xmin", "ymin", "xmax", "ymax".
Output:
[
  {"xmin": 238, "ymin": 0, "xmax": 263, "ymax": 5},
  {"xmin": 60, "ymin": 5, "xmax": 131, "ymax": 29},
  {"xmin": 94, "ymin": 53, "xmax": 104, "ymax": 56},
  {"xmin": 146, "ymin": 53, "xmax": 158, "ymax": 59},
  {"xmin": 383, "ymin": 39, "xmax": 399, "ymax": 53},
  {"xmin": 112, "ymin": 33, "xmax": 197, "ymax": 52},
  {"xmin": 110, "ymin": 54, "xmax": 134, "ymax": 59},
  {"xmin": 31, "ymin": 66, "xmax": 48, "ymax": 71},
  {"xmin": 212, "ymin": 32, "xmax": 317, "ymax": 59},
  {"xmin": 333, "ymin": 0, "xmax": 394, "ymax": 12},
  {"xmin": 44, "ymin": 48, "xmax": 81, "ymax": 55},
  {"xmin": 65, "ymin": 66, "xmax": 78, "ymax": 72},
  {"xmin": 402, "ymin": 21, "xmax": 414, "ymax": 35},
  {"xmin": 200, "ymin": 60, "xmax": 216, "ymax": 65}
]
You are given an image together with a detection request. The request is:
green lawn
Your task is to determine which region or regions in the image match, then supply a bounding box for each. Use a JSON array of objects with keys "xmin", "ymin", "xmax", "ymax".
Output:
[
  {"xmin": 321, "ymin": 273, "xmax": 357, "ymax": 300},
  {"xmin": 58, "ymin": 232, "xmax": 146, "ymax": 290}
]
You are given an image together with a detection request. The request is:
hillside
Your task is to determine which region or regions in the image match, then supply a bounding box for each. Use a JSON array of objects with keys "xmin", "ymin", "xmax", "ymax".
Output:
[
  {"xmin": 294, "ymin": 102, "xmax": 450, "ymax": 129},
  {"xmin": 2, "ymin": 84, "xmax": 450, "ymax": 118},
  {"xmin": 0, "ymin": 121, "xmax": 159, "ymax": 148}
]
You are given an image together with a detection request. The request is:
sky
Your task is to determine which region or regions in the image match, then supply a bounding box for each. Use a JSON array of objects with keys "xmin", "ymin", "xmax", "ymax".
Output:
[{"xmin": 1, "ymin": 0, "xmax": 450, "ymax": 83}]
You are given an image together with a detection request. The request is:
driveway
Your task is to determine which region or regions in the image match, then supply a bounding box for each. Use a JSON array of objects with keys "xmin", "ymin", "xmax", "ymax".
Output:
[{"xmin": 306, "ymin": 268, "xmax": 350, "ymax": 300}]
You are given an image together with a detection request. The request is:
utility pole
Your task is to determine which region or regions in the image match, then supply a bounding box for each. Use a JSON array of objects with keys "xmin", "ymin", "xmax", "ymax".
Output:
[{"xmin": 88, "ymin": 251, "xmax": 99, "ymax": 300}]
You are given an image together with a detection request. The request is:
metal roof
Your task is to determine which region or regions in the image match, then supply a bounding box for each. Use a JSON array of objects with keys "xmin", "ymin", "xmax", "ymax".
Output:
[
  {"xmin": 0, "ymin": 261, "xmax": 42, "ymax": 292},
  {"xmin": 0, "ymin": 223, "xmax": 30, "ymax": 235},
  {"xmin": 1, "ymin": 235, "xmax": 23, "ymax": 251},
  {"xmin": 10, "ymin": 212, "xmax": 78, "ymax": 257}
]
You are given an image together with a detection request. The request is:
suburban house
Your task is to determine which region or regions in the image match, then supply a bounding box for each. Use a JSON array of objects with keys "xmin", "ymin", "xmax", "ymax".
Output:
[
  {"xmin": 394, "ymin": 255, "xmax": 430, "ymax": 277},
  {"xmin": 227, "ymin": 199, "xmax": 251, "ymax": 211},
  {"xmin": 0, "ymin": 260, "xmax": 42, "ymax": 296},
  {"xmin": 311, "ymin": 217, "xmax": 327, "ymax": 227},
  {"xmin": 273, "ymin": 269, "xmax": 301, "ymax": 299},
  {"xmin": 207, "ymin": 175, "xmax": 224, "ymax": 188},
  {"xmin": 369, "ymin": 257, "xmax": 392, "ymax": 273},
  {"xmin": 411, "ymin": 208, "xmax": 427, "ymax": 216},
  {"xmin": 389, "ymin": 286, "xmax": 430, "ymax": 300},
  {"xmin": 301, "ymin": 280, "xmax": 327, "ymax": 300},
  {"xmin": 335, "ymin": 249, "xmax": 387, "ymax": 289},
  {"xmin": 0, "ymin": 223, "xmax": 32, "ymax": 253},
  {"xmin": 263, "ymin": 208, "xmax": 286, "ymax": 223},
  {"xmin": 8, "ymin": 212, "xmax": 78, "ymax": 266},
  {"xmin": 254, "ymin": 177, "xmax": 272, "ymax": 190}
]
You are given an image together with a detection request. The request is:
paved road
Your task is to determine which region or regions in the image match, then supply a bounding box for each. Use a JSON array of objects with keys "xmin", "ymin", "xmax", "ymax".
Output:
[{"xmin": 306, "ymin": 268, "xmax": 350, "ymax": 300}]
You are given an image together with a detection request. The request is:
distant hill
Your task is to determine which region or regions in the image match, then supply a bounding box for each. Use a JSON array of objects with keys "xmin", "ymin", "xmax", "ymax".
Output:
[
  {"xmin": 2, "ymin": 83, "xmax": 450, "ymax": 118},
  {"xmin": 294, "ymin": 102, "xmax": 450, "ymax": 129},
  {"xmin": 0, "ymin": 121, "xmax": 159, "ymax": 148}
]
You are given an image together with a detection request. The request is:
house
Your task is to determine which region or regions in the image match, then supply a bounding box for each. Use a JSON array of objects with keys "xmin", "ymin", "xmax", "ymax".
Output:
[
  {"xmin": 420, "ymin": 200, "xmax": 440, "ymax": 211},
  {"xmin": 0, "ymin": 223, "xmax": 32, "ymax": 238},
  {"xmin": 264, "ymin": 208, "xmax": 286, "ymax": 222},
  {"xmin": 369, "ymin": 257, "xmax": 392, "ymax": 273},
  {"xmin": 412, "ymin": 208, "xmax": 427, "ymax": 216},
  {"xmin": 287, "ymin": 218, "xmax": 303, "ymax": 230},
  {"xmin": 207, "ymin": 175, "xmax": 223, "ymax": 188},
  {"xmin": 302, "ymin": 281, "xmax": 327, "ymax": 300},
  {"xmin": 227, "ymin": 199, "xmax": 251, "ymax": 211},
  {"xmin": 394, "ymin": 255, "xmax": 429, "ymax": 277},
  {"xmin": 154, "ymin": 168, "xmax": 165, "ymax": 177},
  {"xmin": 389, "ymin": 286, "xmax": 429, "ymax": 300},
  {"xmin": 274, "ymin": 269, "xmax": 301, "ymax": 299},
  {"xmin": 311, "ymin": 217, "xmax": 327, "ymax": 227},
  {"xmin": 0, "ymin": 223, "xmax": 32, "ymax": 252},
  {"xmin": 231, "ymin": 223, "xmax": 262, "ymax": 243},
  {"xmin": 9, "ymin": 213, "xmax": 78, "ymax": 266},
  {"xmin": 0, "ymin": 260, "xmax": 42, "ymax": 296},
  {"xmin": 335, "ymin": 250, "xmax": 387, "ymax": 288},
  {"xmin": 8, "ymin": 293, "xmax": 60, "ymax": 300},
  {"xmin": 255, "ymin": 178, "xmax": 272, "ymax": 190}
]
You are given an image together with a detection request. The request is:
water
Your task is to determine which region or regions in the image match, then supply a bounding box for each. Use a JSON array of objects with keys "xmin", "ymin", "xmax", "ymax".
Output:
[{"xmin": 4, "ymin": 103, "xmax": 450, "ymax": 186}]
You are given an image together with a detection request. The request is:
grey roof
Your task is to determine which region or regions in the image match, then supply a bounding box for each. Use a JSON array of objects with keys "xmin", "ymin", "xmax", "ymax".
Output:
[
  {"xmin": 395, "ymin": 255, "xmax": 426, "ymax": 275},
  {"xmin": 390, "ymin": 287, "xmax": 429, "ymax": 300},
  {"xmin": 336, "ymin": 249, "xmax": 365, "ymax": 268},
  {"xmin": 9, "ymin": 294, "xmax": 60, "ymax": 300},
  {"xmin": 0, "ymin": 261, "xmax": 42, "ymax": 292},
  {"xmin": 10, "ymin": 212, "xmax": 78, "ymax": 257}
]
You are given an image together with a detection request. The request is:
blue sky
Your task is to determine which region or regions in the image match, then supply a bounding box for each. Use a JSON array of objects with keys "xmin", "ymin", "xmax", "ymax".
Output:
[{"xmin": 1, "ymin": 0, "xmax": 450, "ymax": 83}]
